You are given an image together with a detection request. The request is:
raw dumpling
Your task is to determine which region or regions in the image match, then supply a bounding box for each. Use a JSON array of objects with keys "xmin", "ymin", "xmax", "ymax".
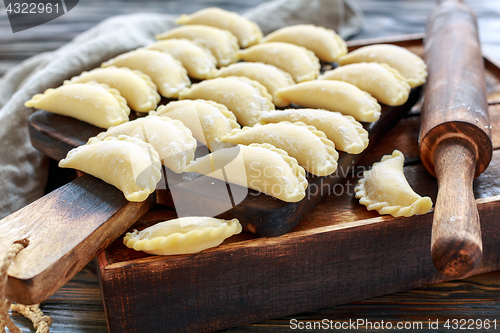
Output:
[
  {"xmin": 152, "ymin": 100, "xmax": 240, "ymax": 152},
  {"xmin": 64, "ymin": 66, "xmax": 160, "ymax": 112},
  {"xmin": 146, "ymin": 39, "xmax": 217, "ymax": 80},
  {"xmin": 184, "ymin": 143, "xmax": 308, "ymax": 202},
  {"xmin": 338, "ymin": 44, "xmax": 427, "ymax": 88},
  {"xmin": 25, "ymin": 82, "xmax": 129, "ymax": 129},
  {"xmin": 275, "ymin": 81, "xmax": 381, "ymax": 122},
  {"xmin": 258, "ymin": 109, "xmax": 369, "ymax": 154},
  {"xmin": 237, "ymin": 42, "xmax": 320, "ymax": 83},
  {"xmin": 222, "ymin": 122, "xmax": 338, "ymax": 176},
  {"xmin": 178, "ymin": 76, "xmax": 274, "ymax": 126},
  {"xmin": 209, "ymin": 62, "xmax": 295, "ymax": 107},
  {"xmin": 59, "ymin": 135, "xmax": 161, "ymax": 202},
  {"xmin": 355, "ymin": 150, "xmax": 433, "ymax": 217},
  {"xmin": 261, "ymin": 24, "xmax": 347, "ymax": 62},
  {"xmin": 176, "ymin": 7, "xmax": 262, "ymax": 48},
  {"xmin": 320, "ymin": 62, "xmax": 411, "ymax": 106},
  {"xmin": 89, "ymin": 115, "xmax": 196, "ymax": 173},
  {"xmin": 123, "ymin": 216, "xmax": 242, "ymax": 255},
  {"xmin": 101, "ymin": 49, "xmax": 190, "ymax": 98},
  {"xmin": 156, "ymin": 25, "xmax": 239, "ymax": 67}
]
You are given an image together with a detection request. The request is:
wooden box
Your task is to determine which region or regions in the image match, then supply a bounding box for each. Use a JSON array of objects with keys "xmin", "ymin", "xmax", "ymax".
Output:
[{"xmin": 94, "ymin": 37, "xmax": 500, "ymax": 332}]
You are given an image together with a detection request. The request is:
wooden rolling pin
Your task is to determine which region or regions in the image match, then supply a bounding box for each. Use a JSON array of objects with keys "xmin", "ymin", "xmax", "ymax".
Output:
[{"xmin": 420, "ymin": 0, "xmax": 493, "ymax": 278}]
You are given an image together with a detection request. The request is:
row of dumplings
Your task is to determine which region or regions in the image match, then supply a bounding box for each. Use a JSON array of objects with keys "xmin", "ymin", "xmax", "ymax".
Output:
[{"xmin": 25, "ymin": 8, "xmax": 427, "ymax": 205}]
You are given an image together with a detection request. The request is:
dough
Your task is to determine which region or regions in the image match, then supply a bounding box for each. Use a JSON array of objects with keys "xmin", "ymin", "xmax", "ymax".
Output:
[
  {"xmin": 262, "ymin": 24, "xmax": 347, "ymax": 62},
  {"xmin": 184, "ymin": 143, "xmax": 308, "ymax": 202},
  {"xmin": 275, "ymin": 80, "xmax": 381, "ymax": 122},
  {"xmin": 355, "ymin": 150, "xmax": 433, "ymax": 217},
  {"xmin": 338, "ymin": 44, "xmax": 427, "ymax": 88},
  {"xmin": 25, "ymin": 82, "xmax": 129, "ymax": 128},
  {"xmin": 90, "ymin": 115, "xmax": 196, "ymax": 173},
  {"xmin": 209, "ymin": 62, "xmax": 295, "ymax": 107},
  {"xmin": 222, "ymin": 122, "xmax": 338, "ymax": 176},
  {"xmin": 237, "ymin": 42, "xmax": 320, "ymax": 83},
  {"xmin": 124, "ymin": 216, "xmax": 242, "ymax": 255},
  {"xmin": 59, "ymin": 135, "xmax": 161, "ymax": 202},
  {"xmin": 156, "ymin": 25, "xmax": 239, "ymax": 67},
  {"xmin": 152, "ymin": 99, "xmax": 240, "ymax": 152},
  {"xmin": 101, "ymin": 49, "xmax": 190, "ymax": 98},
  {"xmin": 178, "ymin": 76, "xmax": 274, "ymax": 126},
  {"xmin": 319, "ymin": 62, "xmax": 411, "ymax": 106},
  {"xmin": 146, "ymin": 39, "xmax": 217, "ymax": 80},
  {"xmin": 176, "ymin": 7, "xmax": 262, "ymax": 48},
  {"xmin": 258, "ymin": 108, "xmax": 369, "ymax": 154},
  {"xmin": 64, "ymin": 66, "xmax": 160, "ymax": 112}
]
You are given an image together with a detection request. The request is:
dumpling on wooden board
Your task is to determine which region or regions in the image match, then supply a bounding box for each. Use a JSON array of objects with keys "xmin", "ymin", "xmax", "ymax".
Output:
[
  {"xmin": 152, "ymin": 99, "xmax": 240, "ymax": 152},
  {"xmin": 146, "ymin": 39, "xmax": 217, "ymax": 80},
  {"xmin": 184, "ymin": 143, "xmax": 308, "ymax": 203},
  {"xmin": 89, "ymin": 115, "xmax": 196, "ymax": 173},
  {"xmin": 319, "ymin": 62, "xmax": 411, "ymax": 106},
  {"xmin": 355, "ymin": 150, "xmax": 433, "ymax": 217},
  {"xmin": 59, "ymin": 135, "xmax": 161, "ymax": 202},
  {"xmin": 178, "ymin": 76, "xmax": 274, "ymax": 127},
  {"xmin": 258, "ymin": 109, "xmax": 369, "ymax": 155},
  {"xmin": 124, "ymin": 216, "xmax": 242, "ymax": 255},
  {"xmin": 156, "ymin": 25, "xmax": 239, "ymax": 67},
  {"xmin": 222, "ymin": 122, "xmax": 338, "ymax": 176},
  {"xmin": 338, "ymin": 44, "xmax": 427, "ymax": 88},
  {"xmin": 176, "ymin": 7, "xmax": 262, "ymax": 48},
  {"xmin": 261, "ymin": 24, "xmax": 347, "ymax": 62},
  {"xmin": 101, "ymin": 49, "xmax": 190, "ymax": 98},
  {"xmin": 64, "ymin": 66, "xmax": 160, "ymax": 112},
  {"xmin": 275, "ymin": 80, "xmax": 381, "ymax": 122},
  {"xmin": 236, "ymin": 42, "xmax": 320, "ymax": 83},
  {"xmin": 25, "ymin": 82, "xmax": 129, "ymax": 129},
  {"xmin": 209, "ymin": 62, "xmax": 295, "ymax": 107}
]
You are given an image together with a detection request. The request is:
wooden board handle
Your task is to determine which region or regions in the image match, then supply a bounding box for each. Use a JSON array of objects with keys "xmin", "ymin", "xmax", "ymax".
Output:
[
  {"xmin": 0, "ymin": 174, "xmax": 154, "ymax": 305},
  {"xmin": 431, "ymin": 137, "xmax": 482, "ymax": 277}
]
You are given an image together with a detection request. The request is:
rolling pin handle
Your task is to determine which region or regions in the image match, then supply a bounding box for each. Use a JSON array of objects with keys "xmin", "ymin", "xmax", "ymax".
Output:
[{"xmin": 431, "ymin": 137, "xmax": 482, "ymax": 278}]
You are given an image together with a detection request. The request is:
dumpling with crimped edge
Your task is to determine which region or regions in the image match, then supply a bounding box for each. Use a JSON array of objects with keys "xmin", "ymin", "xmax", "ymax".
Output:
[
  {"xmin": 175, "ymin": 7, "xmax": 262, "ymax": 48},
  {"xmin": 355, "ymin": 150, "xmax": 433, "ymax": 217},
  {"xmin": 222, "ymin": 122, "xmax": 338, "ymax": 176},
  {"xmin": 178, "ymin": 76, "xmax": 274, "ymax": 127},
  {"xmin": 261, "ymin": 24, "xmax": 347, "ymax": 62},
  {"xmin": 64, "ymin": 66, "xmax": 160, "ymax": 113},
  {"xmin": 338, "ymin": 44, "xmax": 427, "ymax": 88},
  {"xmin": 156, "ymin": 25, "xmax": 239, "ymax": 67},
  {"xmin": 274, "ymin": 80, "xmax": 381, "ymax": 123},
  {"xmin": 236, "ymin": 42, "xmax": 320, "ymax": 83},
  {"xmin": 88, "ymin": 115, "xmax": 196, "ymax": 174},
  {"xmin": 184, "ymin": 143, "xmax": 308, "ymax": 203},
  {"xmin": 25, "ymin": 82, "xmax": 129, "ymax": 129},
  {"xmin": 59, "ymin": 135, "xmax": 161, "ymax": 202},
  {"xmin": 319, "ymin": 62, "xmax": 411, "ymax": 106},
  {"xmin": 101, "ymin": 49, "xmax": 190, "ymax": 98},
  {"xmin": 258, "ymin": 109, "xmax": 369, "ymax": 155},
  {"xmin": 152, "ymin": 100, "xmax": 240, "ymax": 152},
  {"xmin": 146, "ymin": 39, "xmax": 217, "ymax": 80},
  {"xmin": 209, "ymin": 62, "xmax": 295, "ymax": 107},
  {"xmin": 123, "ymin": 217, "xmax": 242, "ymax": 256}
]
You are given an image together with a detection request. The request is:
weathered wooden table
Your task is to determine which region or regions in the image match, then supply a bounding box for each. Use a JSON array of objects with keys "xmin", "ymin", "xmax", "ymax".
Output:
[{"xmin": 2, "ymin": 0, "xmax": 500, "ymax": 332}]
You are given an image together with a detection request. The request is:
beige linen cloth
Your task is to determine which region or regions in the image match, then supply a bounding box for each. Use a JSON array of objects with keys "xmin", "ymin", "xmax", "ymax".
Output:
[{"xmin": 0, "ymin": 0, "xmax": 363, "ymax": 218}]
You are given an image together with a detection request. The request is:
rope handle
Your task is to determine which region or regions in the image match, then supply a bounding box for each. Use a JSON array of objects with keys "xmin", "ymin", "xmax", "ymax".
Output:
[{"xmin": 1, "ymin": 239, "xmax": 52, "ymax": 333}]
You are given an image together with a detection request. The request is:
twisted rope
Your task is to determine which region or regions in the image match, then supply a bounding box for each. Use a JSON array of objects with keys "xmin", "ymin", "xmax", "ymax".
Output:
[{"xmin": 0, "ymin": 239, "xmax": 52, "ymax": 333}]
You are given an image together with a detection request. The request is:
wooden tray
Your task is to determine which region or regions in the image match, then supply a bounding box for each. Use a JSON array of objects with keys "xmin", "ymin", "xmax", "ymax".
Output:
[
  {"xmin": 8, "ymin": 36, "xmax": 421, "ymax": 306},
  {"xmin": 94, "ymin": 36, "xmax": 500, "ymax": 332}
]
